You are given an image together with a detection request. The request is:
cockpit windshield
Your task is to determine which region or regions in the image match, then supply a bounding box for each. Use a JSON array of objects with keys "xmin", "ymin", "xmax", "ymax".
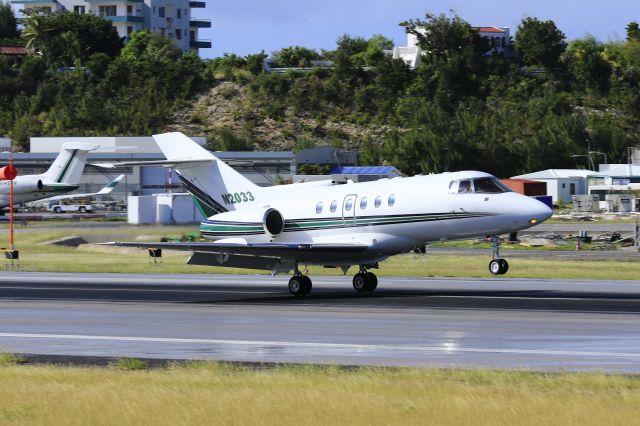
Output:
[{"xmin": 449, "ymin": 177, "xmax": 511, "ymax": 194}]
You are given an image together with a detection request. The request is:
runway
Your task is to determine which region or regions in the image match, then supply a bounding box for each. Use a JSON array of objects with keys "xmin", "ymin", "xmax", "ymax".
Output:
[{"xmin": 1, "ymin": 272, "xmax": 640, "ymax": 372}]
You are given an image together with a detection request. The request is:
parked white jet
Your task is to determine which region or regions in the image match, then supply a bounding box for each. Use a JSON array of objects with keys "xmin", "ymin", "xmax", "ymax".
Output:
[
  {"xmin": 106, "ymin": 132, "xmax": 552, "ymax": 296},
  {"xmin": 45, "ymin": 174, "xmax": 125, "ymax": 202},
  {"xmin": 0, "ymin": 142, "xmax": 99, "ymax": 209}
]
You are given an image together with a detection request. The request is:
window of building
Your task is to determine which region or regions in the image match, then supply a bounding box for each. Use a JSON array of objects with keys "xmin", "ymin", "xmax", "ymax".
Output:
[
  {"xmin": 360, "ymin": 197, "xmax": 367, "ymax": 210},
  {"xmin": 73, "ymin": 5, "xmax": 85, "ymax": 13},
  {"xmin": 388, "ymin": 194, "xmax": 396, "ymax": 207},
  {"xmin": 126, "ymin": 5, "xmax": 132, "ymax": 14},
  {"xmin": 374, "ymin": 196, "xmax": 382, "ymax": 208},
  {"xmin": 175, "ymin": 29, "xmax": 181, "ymax": 39},
  {"xmin": 562, "ymin": 183, "xmax": 566, "ymax": 189},
  {"xmin": 127, "ymin": 26, "xmax": 133, "ymax": 36},
  {"xmin": 330, "ymin": 200, "xmax": 337, "ymax": 213},
  {"xmin": 316, "ymin": 202, "xmax": 323, "ymax": 214},
  {"xmin": 345, "ymin": 199, "xmax": 353, "ymax": 211},
  {"xmin": 159, "ymin": 6, "xmax": 165, "ymax": 17},
  {"xmin": 99, "ymin": 5, "xmax": 117, "ymax": 16},
  {"xmin": 177, "ymin": 8, "xmax": 181, "ymax": 18}
]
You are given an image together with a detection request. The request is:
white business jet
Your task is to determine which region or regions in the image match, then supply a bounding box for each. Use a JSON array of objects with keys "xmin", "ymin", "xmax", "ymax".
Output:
[
  {"xmin": 44, "ymin": 174, "xmax": 125, "ymax": 203},
  {"xmin": 0, "ymin": 142, "xmax": 99, "ymax": 209},
  {"xmin": 104, "ymin": 132, "xmax": 552, "ymax": 296}
]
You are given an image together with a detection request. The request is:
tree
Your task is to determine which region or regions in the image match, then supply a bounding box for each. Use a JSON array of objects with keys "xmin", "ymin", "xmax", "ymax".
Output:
[
  {"xmin": 515, "ymin": 17, "xmax": 567, "ymax": 70},
  {"xmin": 626, "ymin": 21, "xmax": 640, "ymax": 41},
  {"xmin": 563, "ymin": 37, "xmax": 612, "ymax": 92},
  {"xmin": 22, "ymin": 12, "xmax": 122, "ymax": 67},
  {"xmin": 0, "ymin": 0, "xmax": 19, "ymax": 40},
  {"xmin": 401, "ymin": 13, "xmax": 490, "ymax": 108},
  {"xmin": 272, "ymin": 46, "xmax": 320, "ymax": 67}
]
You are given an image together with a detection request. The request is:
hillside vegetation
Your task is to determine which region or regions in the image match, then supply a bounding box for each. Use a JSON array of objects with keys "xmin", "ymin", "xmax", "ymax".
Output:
[{"xmin": 1, "ymin": 8, "xmax": 640, "ymax": 177}]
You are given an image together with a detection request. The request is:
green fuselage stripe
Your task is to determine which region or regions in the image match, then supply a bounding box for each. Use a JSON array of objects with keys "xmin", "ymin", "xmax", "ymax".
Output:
[{"xmin": 200, "ymin": 212, "xmax": 490, "ymax": 236}]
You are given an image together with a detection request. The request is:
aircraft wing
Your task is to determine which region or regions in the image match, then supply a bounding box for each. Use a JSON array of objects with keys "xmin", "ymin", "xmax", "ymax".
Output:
[
  {"xmin": 106, "ymin": 241, "xmax": 369, "ymax": 258},
  {"xmin": 91, "ymin": 159, "xmax": 212, "ymax": 169},
  {"xmin": 106, "ymin": 240, "xmax": 371, "ymax": 273}
]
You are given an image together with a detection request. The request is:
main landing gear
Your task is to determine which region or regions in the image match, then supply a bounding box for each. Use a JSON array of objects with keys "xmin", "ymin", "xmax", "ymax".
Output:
[
  {"xmin": 352, "ymin": 265, "xmax": 378, "ymax": 293},
  {"xmin": 287, "ymin": 263, "xmax": 379, "ymax": 296},
  {"xmin": 488, "ymin": 235, "xmax": 509, "ymax": 275},
  {"xmin": 288, "ymin": 269, "xmax": 312, "ymax": 296}
]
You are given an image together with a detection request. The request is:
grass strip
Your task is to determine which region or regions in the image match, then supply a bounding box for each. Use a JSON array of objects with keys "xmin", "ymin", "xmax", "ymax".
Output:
[{"xmin": 0, "ymin": 362, "xmax": 638, "ymax": 425}]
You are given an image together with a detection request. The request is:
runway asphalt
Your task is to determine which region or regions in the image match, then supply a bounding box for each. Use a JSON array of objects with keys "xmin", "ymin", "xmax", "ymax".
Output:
[{"xmin": 1, "ymin": 272, "xmax": 640, "ymax": 373}]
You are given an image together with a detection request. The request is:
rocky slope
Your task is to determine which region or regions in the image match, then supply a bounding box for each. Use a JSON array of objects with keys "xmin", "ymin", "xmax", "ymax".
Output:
[{"xmin": 165, "ymin": 81, "xmax": 391, "ymax": 152}]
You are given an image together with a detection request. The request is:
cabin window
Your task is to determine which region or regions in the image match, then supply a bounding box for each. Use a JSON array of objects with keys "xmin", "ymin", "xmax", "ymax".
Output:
[
  {"xmin": 458, "ymin": 180, "xmax": 472, "ymax": 193},
  {"xmin": 345, "ymin": 199, "xmax": 353, "ymax": 211},
  {"xmin": 330, "ymin": 200, "xmax": 337, "ymax": 212},
  {"xmin": 374, "ymin": 196, "xmax": 382, "ymax": 208},
  {"xmin": 316, "ymin": 202, "xmax": 323, "ymax": 214},
  {"xmin": 473, "ymin": 177, "xmax": 510, "ymax": 193},
  {"xmin": 360, "ymin": 197, "xmax": 367, "ymax": 209},
  {"xmin": 388, "ymin": 194, "xmax": 396, "ymax": 207}
]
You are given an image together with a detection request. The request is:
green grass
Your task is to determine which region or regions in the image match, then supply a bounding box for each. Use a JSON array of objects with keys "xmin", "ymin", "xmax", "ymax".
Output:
[
  {"xmin": 2, "ymin": 224, "xmax": 640, "ymax": 279},
  {"xmin": 0, "ymin": 363, "xmax": 639, "ymax": 425}
]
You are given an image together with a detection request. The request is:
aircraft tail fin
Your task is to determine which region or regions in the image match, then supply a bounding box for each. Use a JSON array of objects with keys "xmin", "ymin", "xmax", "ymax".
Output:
[
  {"xmin": 96, "ymin": 174, "xmax": 125, "ymax": 195},
  {"xmin": 152, "ymin": 132, "xmax": 259, "ymax": 216},
  {"xmin": 42, "ymin": 143, "xmax": 99, "ymax": 185}
]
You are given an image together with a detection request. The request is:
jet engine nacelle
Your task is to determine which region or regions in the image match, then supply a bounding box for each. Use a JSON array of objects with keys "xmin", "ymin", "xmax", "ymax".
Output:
[
  {"xmin": 11, "ymin": 178, "xmax": 43, "ymax": 192},
  {"xmin": 208, "ymin": 207, "xmax": 285, "ymax": 237}
]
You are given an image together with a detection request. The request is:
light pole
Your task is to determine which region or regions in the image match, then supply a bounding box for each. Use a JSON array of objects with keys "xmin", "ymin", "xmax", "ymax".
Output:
[
  {"xmin": 571, "ymin": 154, "xmax": 595, "ymax": 170},
  {"xmin": 1, "ymin": 151, "xmax": 18, "ymax": 260},
  {"xmin": 589, "ymin": 151, "xmax": 608, "ymax": 167}
]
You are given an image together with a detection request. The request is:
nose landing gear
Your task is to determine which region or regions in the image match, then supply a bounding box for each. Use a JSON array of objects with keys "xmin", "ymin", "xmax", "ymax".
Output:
[{"xmin": 488, "ymin": 235, "xmax": 509, "ymax": 275}]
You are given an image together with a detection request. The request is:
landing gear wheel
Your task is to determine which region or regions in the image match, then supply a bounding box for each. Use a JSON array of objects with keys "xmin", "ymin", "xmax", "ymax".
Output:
[
  {"xmin": 353, "ymin": 273, "xmax": 367, "ymax": 292},
  {"xmin": 498, "ymin": 259, "xmax": 509, "ymax": 275},
  {"xmin": 489, "ymin": 259, "xmax": 502, "ymax": 275},
  {"xmin": 489, "ymin": 259, "xmax": 508, "ymax": 275},
  {"xmin": 364, "ymin": 272, "xmax": 378, "ymax": 291},
  {"xmin": 288, "ymin": 275, "xmax": 312, "ymax": 296}
]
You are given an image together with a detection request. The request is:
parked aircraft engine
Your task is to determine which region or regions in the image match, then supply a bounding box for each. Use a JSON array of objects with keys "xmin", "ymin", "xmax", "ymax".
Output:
[
  {"xmin": 205, "ymin": 207, "xmax": 285, "ymax": 237},
  {"xmin": 11, "ymin": 178, "xmax": 43, "ymax": 192},
  {"xmin": 0, "ymin": 165, "xmax": 17, "ymax": 180}
]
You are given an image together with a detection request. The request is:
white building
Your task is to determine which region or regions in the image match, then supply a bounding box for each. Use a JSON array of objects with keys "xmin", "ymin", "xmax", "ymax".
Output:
[
  {"xmin": 588, "ymin": 164, "xmax": 640, "ymax": 195},
  {"xmin": 11, "ymin": 0, "xmax": 210, "ymax": 52},
  {"xmin": 388, "ymin": 26, "xmax": 514, "ymax": 69},
  {"xmin": 511, "ymin": 169, "xmax": 595, "ymax": 204}
]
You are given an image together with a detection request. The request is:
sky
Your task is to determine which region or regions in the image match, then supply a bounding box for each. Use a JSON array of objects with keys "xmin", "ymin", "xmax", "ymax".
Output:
[{"xmin": 197, "ymin": 0, "xmax": 639, "ymax": 58}]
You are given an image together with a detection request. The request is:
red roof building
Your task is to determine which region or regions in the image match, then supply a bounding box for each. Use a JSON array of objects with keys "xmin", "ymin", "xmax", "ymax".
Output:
[{"xmin": 0, "ymin": 46, "xmax": 27, "ymax": 56}]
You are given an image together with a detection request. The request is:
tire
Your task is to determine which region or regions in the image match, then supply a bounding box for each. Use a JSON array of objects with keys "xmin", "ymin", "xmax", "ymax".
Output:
[
  {"xmin": 300, "ymin": 275, "xmax": 312, "ymax": 296},
  {"xmin": 79, "ymin": 206, "xmax": 87, "ymax": 213},
  {"xmin": 288, "ymin": 276, "xmax": 302, "ymax": 296},
  {"xmin": 498, "ymin": 259, "xmax": 509, "ymax": 275},
  {"xmin": 489, "ymin": 259, "xmax": 501, "ymax": 275},
  {"xmin": 352, "ymin": 273, "xmax": 366, "ymax": 292},
  {"xmin": 53, "ymin": 207, "xmax": 61, "ymax": 213},
  {"xmin": 364, "ymin": 272, "xmax": 378, "ymax": 291}
]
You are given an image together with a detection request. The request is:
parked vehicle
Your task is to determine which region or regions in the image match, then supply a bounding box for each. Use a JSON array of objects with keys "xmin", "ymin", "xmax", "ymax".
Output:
[{"xmin": 47, "ymin": 202, "xmax": 94, "ymax": 213}]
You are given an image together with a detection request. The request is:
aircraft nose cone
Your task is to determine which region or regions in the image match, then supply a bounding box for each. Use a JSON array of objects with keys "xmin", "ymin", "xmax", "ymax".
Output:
[{"xmin": 527, "ymin": 198, "xmax": 553, "ymax": 225}]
